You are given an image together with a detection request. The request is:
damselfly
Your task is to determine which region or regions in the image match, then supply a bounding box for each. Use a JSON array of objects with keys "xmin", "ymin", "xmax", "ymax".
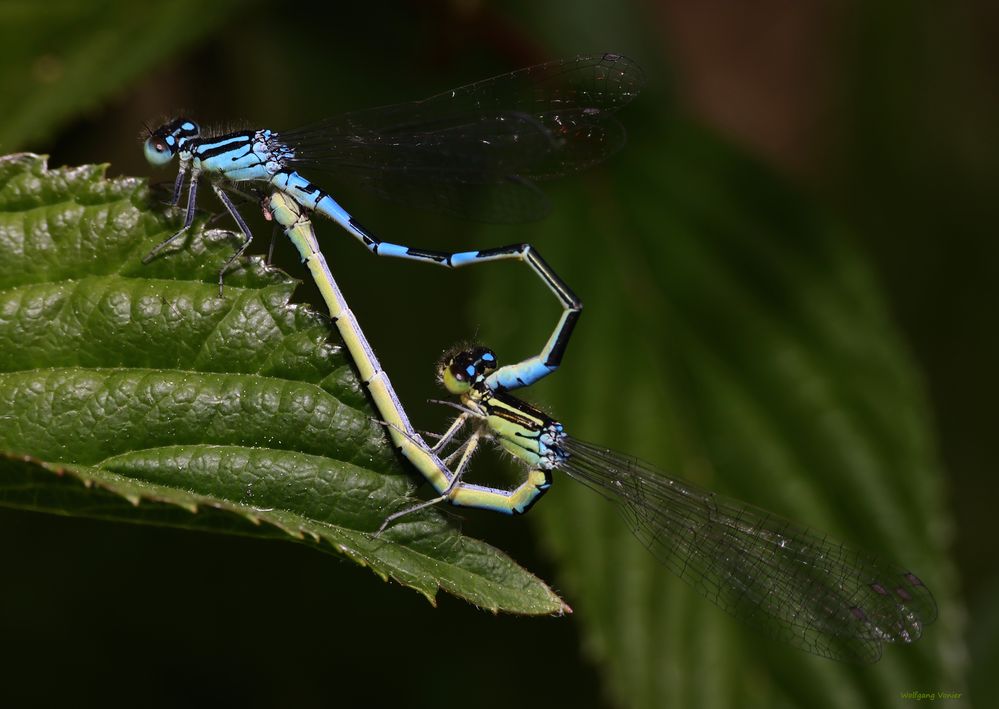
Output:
[
  {"xmin": 393, "ymin": 345, "xmax": 938, "ymax": 663},
  {"xmin": 143, "ymin": 53, "xmax": 643, "ymax": 391}
]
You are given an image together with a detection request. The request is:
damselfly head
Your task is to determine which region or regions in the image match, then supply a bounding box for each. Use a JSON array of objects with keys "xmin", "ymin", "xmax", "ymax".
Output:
[
  {"xmin": 143, "ymin": 118, "xmax": 200, "ymax": 166},
  {"xmin": 439, "ymin": 346, "xmax": 497, "ymax": 395}
]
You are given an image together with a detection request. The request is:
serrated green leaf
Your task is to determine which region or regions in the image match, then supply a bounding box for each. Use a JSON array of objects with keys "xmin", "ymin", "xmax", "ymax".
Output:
[
  {"xmin": 0, "ymin": 152, "xmax": 568, "ymax": 616},
  {"xmin": 475, "ymin": 116, "xmax": 962, "ymax": 705}
]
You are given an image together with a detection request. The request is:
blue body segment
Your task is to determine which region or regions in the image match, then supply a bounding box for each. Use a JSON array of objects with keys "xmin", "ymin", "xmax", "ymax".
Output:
[
  {"xmin": 269, "ymin": 170, "xmax": 371, "ymax": 242},
  {"xmin": 487, "ymin": 357, "xmax": 556, "ymax": 390},
  {"xmin": 376, "ymin": 243, "xmax": 411, "ymax": 258},
  {"xmin": 448, "ymin": 252, "xmax": 475, "ymax": 267},
  {"xmin": 191, "ymin": 131, "xmax": 280, "ymax": 181}
]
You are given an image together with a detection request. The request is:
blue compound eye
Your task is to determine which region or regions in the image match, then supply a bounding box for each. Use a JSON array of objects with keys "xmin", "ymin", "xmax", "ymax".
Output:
[{"xmin": 143, "ymin": 136, "xmax": 174, "ymax": 166}]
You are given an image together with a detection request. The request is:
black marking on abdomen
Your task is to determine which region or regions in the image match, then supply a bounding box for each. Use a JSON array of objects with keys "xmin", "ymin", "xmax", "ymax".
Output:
[
  {"xmin": 476, "ymin": 243, "xmax": 529, "ymax": 259},
  {"xmin": 295, "ymin": 181, "xmax": 322, "ymax": 198},
  {"xmin": 516, "ymin": 473, "xmax": 553, "ymax": 515},
  {"xmin": 348, "ymin": 218, "xmax": 379, "ymax": 247},
  {"xmin": 405, "ymin": 247, "xmax": 450, "ymax": 264},
  {"xmin": 544, "ymin": 310, "xmax": 581, "ymax": 367}
]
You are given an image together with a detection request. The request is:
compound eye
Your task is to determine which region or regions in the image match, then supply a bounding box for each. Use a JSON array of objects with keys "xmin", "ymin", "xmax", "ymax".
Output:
[
  {"xmin": 441, "ymin": 355, "xmax": 472, "ymax": 395},
  {"xmin": 143, "ymin": 136, "xmax": 175, "ymax": 166}
]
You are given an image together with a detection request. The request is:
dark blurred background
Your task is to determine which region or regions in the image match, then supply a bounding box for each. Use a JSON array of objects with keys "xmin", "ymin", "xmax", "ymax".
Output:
[{"xmin": 1, "ymin": 1, "xmax": 995, "ymax": 707}]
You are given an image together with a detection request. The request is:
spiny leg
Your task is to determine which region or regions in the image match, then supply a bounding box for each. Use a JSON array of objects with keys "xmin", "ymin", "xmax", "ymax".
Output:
[
  {"xmin": 168, "ymin": 160, "xmax": 187, "ymax": 206},
  {"xmin": 143, "ymin": 165, "xmax": 202, "ymax": 264},
  {"xmin": 205, "ymin": 184, "xmax": 262, "ymax": 227},
  {"xmin": 376, "ymin": 431, "xmax": 483, "ymax": 535},
  {"xmin": 430, "ymin": 412, "xmax": 471, "ymax": 455},
  {"xmin": 371, "ymin": 416, "xmax": 464, "ymax": 467},
  {"xmin": 212, "ymin": 185, "xmax": 255, "ymax": 295}
]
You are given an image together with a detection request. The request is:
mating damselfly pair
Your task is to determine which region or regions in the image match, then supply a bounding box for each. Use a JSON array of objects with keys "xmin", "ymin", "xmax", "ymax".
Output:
[{"xmin": 142, "ymin": 52, "xmax": 936, "ymax": 663}]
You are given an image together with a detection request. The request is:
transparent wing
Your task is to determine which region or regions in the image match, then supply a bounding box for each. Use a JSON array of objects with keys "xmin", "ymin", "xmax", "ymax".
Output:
[
  {"xmin": 276, "ymin": 53, "xmax": 644, "ymax": 222},
  {"xmin": 337, "ymin": 172, "xmax": 551, "ymax": 223},
  {"xmin": 561, "ymin": 437, "xmax": 938, "ymax": 663}
]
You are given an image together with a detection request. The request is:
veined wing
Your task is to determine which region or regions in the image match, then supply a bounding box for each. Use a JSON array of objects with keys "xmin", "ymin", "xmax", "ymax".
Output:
[
  {"xmin": 276, "ymin": 54, "xmax": 644, "ymax": 221},
  {"xmin": 561, "ymin": 437, "xmax": 937, "ymax": 663}
]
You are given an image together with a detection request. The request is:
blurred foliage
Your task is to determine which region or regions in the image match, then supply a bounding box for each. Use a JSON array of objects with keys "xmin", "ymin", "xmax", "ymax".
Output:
[
  {"xmin": 0, "ymin": 0, "xmax": 243, "ymax": 150},
  {"xmin": 0, "ymin": 0, "xmax": 989, "ymax": 707}
]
